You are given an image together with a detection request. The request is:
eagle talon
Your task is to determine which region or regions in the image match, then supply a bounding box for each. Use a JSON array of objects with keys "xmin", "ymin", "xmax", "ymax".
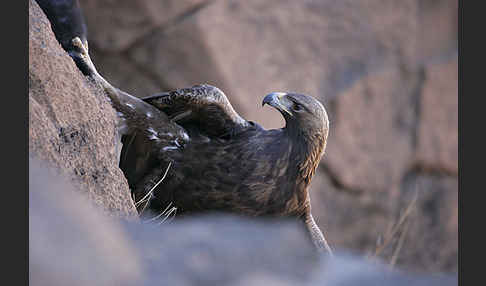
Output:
[
  {"xmin": 70, "ymin": 37, "xmax": 99, "ymax": 77},
  {"xmin": 71, "ymin": 37, "xmax": 88, "ymax": 57}
]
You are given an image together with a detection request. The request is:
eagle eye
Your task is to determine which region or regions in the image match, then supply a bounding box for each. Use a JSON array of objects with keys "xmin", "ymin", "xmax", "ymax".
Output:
[{"xmin": 292, "ymin": 103, "xmax": 304, "ymax": 112}]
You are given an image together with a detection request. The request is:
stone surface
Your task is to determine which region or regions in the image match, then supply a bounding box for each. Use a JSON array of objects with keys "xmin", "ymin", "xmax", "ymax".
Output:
[
  {"xmin": 129, "ymin": 0, "xmax": 420, "ymax": 129},
  {"xmin": 29, "ymin": 0, "xmax": 137, "ymax": 217},
  {"xmin": 90, "ymin": 50, "xmax": 165, "ymax": 98},
  {"xmin": 418, "ymin": 0, "xmax": 458, "ymax": 64},
  {"xmin": 30, "ymin": 159, "xmax": 457, "ymax": 286},
  {"xmin": 393, "ymin": 172, "xmax": 458, "ymax": 273},
  {"xmin": 323, "ymin": 66, "xmax": 423, "ymax": 193},
  {"xmin": 29, "ymin": 158, "xmax": 144, "ymax": 286},
  {"xmin": 127, "ymin": 16, "xmax": 238, "ymax": 105},
  {"xmin": 309, "ymin": 167, "xmax": 458, "ymax": 274},
  {"xmin": 309, "ymin": 169, "xmax": 393, "ymax": 253},
  {"xmin": 79, "ymin": 0, "xmax": 209, "ymax": 52},
  {"xmin": 416, "ymin": 57, "xmax": 458, "ymax": 174}
]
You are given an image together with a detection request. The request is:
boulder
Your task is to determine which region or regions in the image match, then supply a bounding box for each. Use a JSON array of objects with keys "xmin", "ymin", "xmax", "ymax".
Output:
[
  {"xmin": 79, "ymin": 0, "xmax": 210, "ymax": 52},
  {"xmin": 29, "ymin": 158, "xmax": 143, "ymax": 286},
  {"xmin": 128, "ymin": 0, "xmax": 421, "ymax": 129},
  {"xmin": 324, "ymin": 67, "xmax": 421, "ymax": 193},
  {"xmin": 29, "ymin": 0, "xmax": 137, "ymax": 217},
  {"xmin": 416, "ymin": 57, "xmax": 458, "ymax": 174},
  {"xmin": 30, "ymin": 158, "xmax": 457, "ymax": 285},
  {"xmin": 309, "ymin": 166, "xmax": 458, "ymax": 273}
]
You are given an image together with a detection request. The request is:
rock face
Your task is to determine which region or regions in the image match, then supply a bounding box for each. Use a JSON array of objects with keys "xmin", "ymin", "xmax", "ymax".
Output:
[
  {"xmin": 79, "ymin": 0, "xmax": 458, "ymax": 273},
  {"xmin": 29, "ymin": 158, "xmax": 143, "ymax": 286},
  {"xmin": 29, "ymin": 158, "xmax": 457, "ymax": 286},
  {"xmin": 416, "ymin": 57, "xmax": 458, "ymax": 174},
  {"xmin": 80, "ymin": 0, "xmax": 210, "ymax": 52},
  {"xmin": 29, "ymin": 0, "xmax": 137, "ymax": 217}
]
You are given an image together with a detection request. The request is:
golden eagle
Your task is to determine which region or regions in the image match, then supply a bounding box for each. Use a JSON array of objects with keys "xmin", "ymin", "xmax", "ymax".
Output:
[{"xmin": 70, "ymin": 36, "xmax": 332, "ymax": 254}]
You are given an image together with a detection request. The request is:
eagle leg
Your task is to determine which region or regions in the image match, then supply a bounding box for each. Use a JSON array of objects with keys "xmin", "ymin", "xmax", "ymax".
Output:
[
  {"xmin": 71, "ymin": 37, "xmax": 132, "ymax": 112},
  {"xmin": 305, "ymin": 212, "xmax": 333, "ymax": 255},
  {"xmin": 71, "ymin": 37, "xmax": 182, "ymax": 136},
  {"xmin": 71, "ymin": 37, "xmax": 188, "ymax": 194}
]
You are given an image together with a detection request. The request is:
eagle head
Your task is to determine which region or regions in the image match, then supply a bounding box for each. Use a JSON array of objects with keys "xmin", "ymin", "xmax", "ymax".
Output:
[
  {"xmin": 262, "ymin": 92, "xmax": 329, "ymax": 137},
  {"xmin": 263, "ymin": 92, "xmax": 330, "ymax": 182}
]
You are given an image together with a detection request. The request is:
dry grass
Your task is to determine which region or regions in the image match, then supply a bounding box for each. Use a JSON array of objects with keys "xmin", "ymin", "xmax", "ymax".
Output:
[{"xmin": 369, "ymin": 184, "xmax": 419, "ymax": 268}]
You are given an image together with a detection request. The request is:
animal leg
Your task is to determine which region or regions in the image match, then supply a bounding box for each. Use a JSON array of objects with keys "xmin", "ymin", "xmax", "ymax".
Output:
[
  {"xmin": 71, "ymin": 37, "xmax": 144, "ymax": 118},
  {"xmin": 71, "ymin": 37, "xmax": 184, "ymax": 138},
  {"xmin": 305, "ymin": 212, "xmax": 333, "ymax": 255}
]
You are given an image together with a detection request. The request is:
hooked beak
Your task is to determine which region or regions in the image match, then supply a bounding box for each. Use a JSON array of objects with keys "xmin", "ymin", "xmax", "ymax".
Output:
[{"xmin": 262, "ymin": 92, "xmax": 293, "ymax": 116}]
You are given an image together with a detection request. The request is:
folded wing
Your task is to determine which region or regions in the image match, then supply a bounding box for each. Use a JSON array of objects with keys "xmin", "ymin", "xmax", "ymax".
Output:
[{"xmin": 142, "ymin": 84, "xmax": 251, "ymax": 139}]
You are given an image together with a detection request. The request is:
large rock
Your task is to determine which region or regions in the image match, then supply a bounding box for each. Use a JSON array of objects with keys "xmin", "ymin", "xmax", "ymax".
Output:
[
  {"xmin": 416, "ymin": 57, "xmax": 458, "ymax": 174},
  {"xmin": 79, "ymin": 0, "xmax": 210, "ymax": 52},
  {"xmin": 324, "ymin": 66, "xmax": 422, "ymax": 193},
  {"xmin": 309, "ymin": 166, "xmax": 458, "ymax": 274},
  {"xmin": 29, "ymin": 158, "xmax": 144, "ymax": 286},
  {"xmin": 127, "ymin": 17, "xmax": 238, "ymax": 106},
  {"xmin": 393, "ymin": 172, "xmax": 458, "ymax": 273},
  {"xmin": 29, "ymin": 0, "xmax": 137, "ymax": 217},
  {"xmin": 309, "ymin": 169, "xmax": 393, "ymax": 252},
  {"xmin": 90, "ymin": 50, "xmax": 165, "ymax": 97},
  {"xmin": 30, "ymin": 158, "xmax": 457, "ymax": 286},
  {"xmin": 128, "ymin": 0, "xmax": 420, "ymax": 129},
  {"xmin": 418, "ymin": 0, "xmax": 458, "ymax": 64}
]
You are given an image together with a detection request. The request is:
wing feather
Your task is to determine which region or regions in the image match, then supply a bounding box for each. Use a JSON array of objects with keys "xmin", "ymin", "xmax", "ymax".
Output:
[{"xmin": 142, "ymin": 84, "xmax": 250, "ymax": 138}]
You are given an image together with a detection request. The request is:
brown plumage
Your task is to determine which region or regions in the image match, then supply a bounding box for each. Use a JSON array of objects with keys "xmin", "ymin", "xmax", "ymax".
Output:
[{"xmin": 72, "ymin": 37, "xmax": 332, "ymax": 254}]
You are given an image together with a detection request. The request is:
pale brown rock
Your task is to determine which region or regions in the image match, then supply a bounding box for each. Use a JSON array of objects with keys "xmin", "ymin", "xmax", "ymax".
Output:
[
  {"xmin": 30, "ymin": 158, "xmax": 457, "ymax": 285},
  {"xmin": 395, "ymin": 172, "xmax": 458, "ymax": 273},
  {"xmin": 309, "ymin": 168, "xmax": 458, "ymax": 273},
  {"xmin": 127, "ymin": 17, "xmax": 239, "ymax": 108},
  {"xmin": 419, "ymin": 0, "xmax": 458, "ymax": 64},
  {"xmin": 29, "ymin": 0, "xmax": 137, "ymax": 217},
  {"xmin": 416, "ymin": 57, "xmax": 458, "ymax": 174},
  {"xmin": 129, "ymin": 0, "xmax": 420, "ymax": 130},
  {"xmin": 324, "ymin": 67, "xmax": 421, "ymax": 193},
  {"xmin": 309, "ymin": 170, "xmax": 392, "ymax": 252},
  {"xmin": 29, "ymin": 158, "xmax": 144, "ymax": 286},
  {"xmin": 90, "ymin": 51, "xmax": 165, "ymax": 98},
  {"xmin": 79, "ymin": 0, "xmax": 209, "ymax": 52}
]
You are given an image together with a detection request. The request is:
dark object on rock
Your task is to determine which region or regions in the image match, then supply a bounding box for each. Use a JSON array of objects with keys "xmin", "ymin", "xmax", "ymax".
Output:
[
  {"xmin": 72, "ymin": 37, "xmax": 332, "ymax": 254},
  {"xmin": 35, "ymin": 0, "xmax": 92, "ymax": 75}
]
